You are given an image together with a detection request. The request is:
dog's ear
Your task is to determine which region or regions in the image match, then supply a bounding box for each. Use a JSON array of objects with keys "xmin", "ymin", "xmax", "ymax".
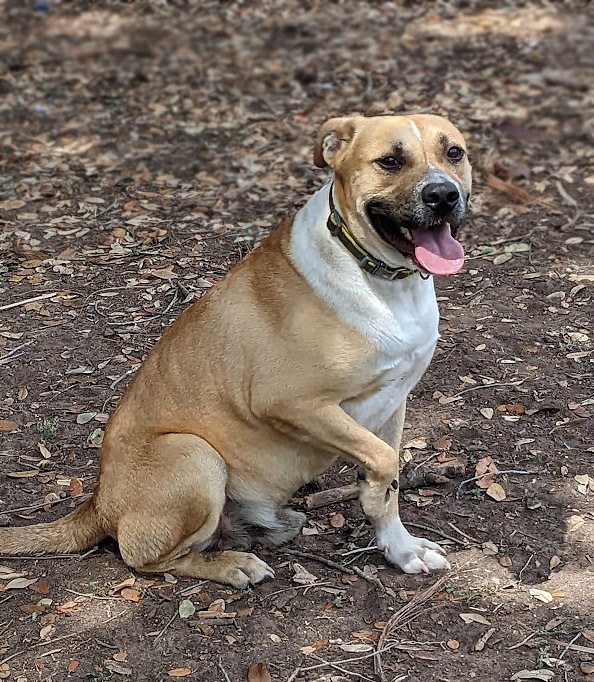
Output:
[{"xmin": 313, "ymin": 116, "xmax": 359, "ymax": 168}]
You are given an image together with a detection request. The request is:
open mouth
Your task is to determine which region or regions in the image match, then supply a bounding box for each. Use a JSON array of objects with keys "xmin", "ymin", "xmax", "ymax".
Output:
[{"xmin": 367, "ymin": 203, "xmax": 465, "ymax": 276}]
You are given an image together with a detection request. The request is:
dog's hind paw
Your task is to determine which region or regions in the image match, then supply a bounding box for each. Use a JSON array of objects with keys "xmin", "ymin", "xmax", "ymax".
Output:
[{"xmin": 220, "ymin": 552, "xmax": 275, "ymax": 588}]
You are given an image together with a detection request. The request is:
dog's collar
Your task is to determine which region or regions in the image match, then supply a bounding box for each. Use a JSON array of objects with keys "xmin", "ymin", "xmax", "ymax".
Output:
[{"xmin": 326, "ymin": 185, "xmax": 422, "ymax": 281}]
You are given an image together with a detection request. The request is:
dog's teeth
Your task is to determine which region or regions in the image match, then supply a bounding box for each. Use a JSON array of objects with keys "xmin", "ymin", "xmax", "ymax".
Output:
[{"xmin": 401, "ymin": 227, "xmax": 412, "ymax": 241}]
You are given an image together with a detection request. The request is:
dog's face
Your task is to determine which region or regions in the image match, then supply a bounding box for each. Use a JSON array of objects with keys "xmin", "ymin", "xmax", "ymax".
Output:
[{"xmin": 314, "ymin": 114, "xmax": 472, "ymax": 275}]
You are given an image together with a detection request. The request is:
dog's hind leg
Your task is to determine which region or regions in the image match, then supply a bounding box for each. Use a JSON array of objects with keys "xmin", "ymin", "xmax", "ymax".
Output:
[
  {"xmin": 235, "ymin": 501, "xmax": 306, "ymax": 547},
  {"xmin": 111, "ymin": 433, "xmax": 274, "ymax": 588}
]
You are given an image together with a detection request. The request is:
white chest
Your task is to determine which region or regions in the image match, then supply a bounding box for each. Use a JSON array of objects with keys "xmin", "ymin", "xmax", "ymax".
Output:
[{"xmin": 343, "ymin": 317, "xmax": 438, "ymax": 435}]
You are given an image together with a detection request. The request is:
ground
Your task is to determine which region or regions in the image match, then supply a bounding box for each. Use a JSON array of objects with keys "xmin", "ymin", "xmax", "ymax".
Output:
[{"xmin": 0, "ymin": 1, "xmax": 593, "ymax": 681}]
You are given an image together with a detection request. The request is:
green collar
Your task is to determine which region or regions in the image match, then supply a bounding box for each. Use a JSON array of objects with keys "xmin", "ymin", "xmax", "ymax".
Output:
[{"xmin": 326, "ymin": 186, "xmax": 422, "ymax": 281}]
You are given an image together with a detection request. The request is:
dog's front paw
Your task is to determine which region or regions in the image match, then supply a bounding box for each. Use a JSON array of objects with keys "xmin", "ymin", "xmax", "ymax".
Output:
[{"xmin": 376, "ymin": 518, "xmax": 451, "ymax": 574}]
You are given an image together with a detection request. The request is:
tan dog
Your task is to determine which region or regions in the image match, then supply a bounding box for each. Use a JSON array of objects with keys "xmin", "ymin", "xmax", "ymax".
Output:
[{"xmin": 1, "ymin": 114, "xmax": 472, "ymax": 587}]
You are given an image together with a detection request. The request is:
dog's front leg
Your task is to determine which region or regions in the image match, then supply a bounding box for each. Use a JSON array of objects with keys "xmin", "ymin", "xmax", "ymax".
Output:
[
  {"xmin": 264, "ymin": 400, "xmax": 449, "ymax": 573},
  {"xmin": 367, "ymin": 401, "xmax": 450, "ymax": 574}
]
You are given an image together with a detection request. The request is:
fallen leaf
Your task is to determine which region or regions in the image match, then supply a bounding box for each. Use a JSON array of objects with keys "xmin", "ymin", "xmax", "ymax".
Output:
[
  {"xmin": 178, "ymin": 599, "xmax": 196, "ymax": 619},
  {"xmin": 529, "ymin": 588, "xmax": 553, "ymax": 603},
  {"xmin": 168, "ymin": 669, "xmax": 192, "ymax": 678},
  {"xmin": 446, "ymin": 639, "xmax": 460, "ymax": 650},
  {"xmin": 66, "ymin": 661, "xmax": 79, "ymax": 673},
  {"xmin": 6, "ymin": 470, "xmax": 39, "ymax": 478},
  {"xmin": 39, "ymin": 624, "xmax": 54, "ymax": 640},
  {"xmin": 247, "ymin": 663, "xmax": 272, "ymax": 682},
  {"xmin": 120, "ymin": 587, "xmax": 141, "ymax": 602},
  {"xmin": 510, "ymin": 670, "xmax": 554, "ymax": 680},
  {"xmin": 270, "ymin": 633, "xmax": 281, "ymax": 643},
  {"xmin": 482, "ymin": 541, "xmax": 499, "ymax": 556},
  {"xmin": 580, "ymin": 663, "xmax": 594, "ymax": 675},
  {"xmin": 460, "ymin": 613, "xmax": 491, "ymax": 625},
  {"xmin": 76, "ymin": 412, "xmax": 97, "ymax": 424},
  {"xmin": 68, "ymin": 478, "xmax": 83, "ymax": 496},
  {"xmin": 0, "ymin": 664, "xmax": 10, "ymax": 680},
  {"xmin": 38, "ymin": 442, "xmax": 52, "ymax": 459},
  {"xmin": 330, "ymin": 513, "xmax": 345, "ymax": 528},
  {"xmin": 292, "ymin": 563, "xmax": 318, "ymax": 585},
  {"xmin": 30, "ymin": 581, "xmax": 51, "ymax": 595},
  {"xmin": 549, "ymin": 555, "xmax": 560, "ymax": 570},
  {"xmin": 583, "ymin": 630, "xmax": 594, "ymax": 643},
  {"xmin": 479, "ymin": 407, "xmax": 494, "ymax": 419},
  {"xmin": 499, "ymin": 556, "xmax": 512, "ymax": 567},
  {"xmin": 486, "ymin": 482, "xmax": 506, "ymax": 501},
  {"xmin": 567, "ymin": 515, "xmax": 585, "ymax": 532},
  {"xmin": 105, "ymin": 660, "xmax": 132, "ymax": 676},
  {"xmin": 339, "ymin": 643, "xmax": 373, "ymax": 653},
  {"xmin": 113, "ymin": 651, "xmax": 128, "ymax": 662},
  {"xmin": 299, "ymin": 639, "xmax": 328, "ymax": 655},
  {"xmin": 433, "ymin": 435, "xmax": 452, "ymax": 450},
  {"xmin": 403, "ymin": 436, "xmax": 427, "ymax": 449},
  {"xmin": 6, "ymin": 577, "xmax": 37, "ymax": 590}
]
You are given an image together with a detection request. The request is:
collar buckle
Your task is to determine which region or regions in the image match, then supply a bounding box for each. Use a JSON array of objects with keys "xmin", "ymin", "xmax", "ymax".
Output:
[{"xmin": 358, "ymin": 255, "xmax": 380, "ymax": 275}]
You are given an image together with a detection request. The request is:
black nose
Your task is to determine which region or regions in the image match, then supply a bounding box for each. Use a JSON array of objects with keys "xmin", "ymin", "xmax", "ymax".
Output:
[{"xmin": 421, "ymin": 181, "xmax": 460, "ymax": 214}]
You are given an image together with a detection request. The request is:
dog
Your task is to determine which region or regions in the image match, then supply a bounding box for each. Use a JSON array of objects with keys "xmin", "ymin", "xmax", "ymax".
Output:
[{"xmin": 0, "ymin": 113, "xmax": 471, "ymax": 588}]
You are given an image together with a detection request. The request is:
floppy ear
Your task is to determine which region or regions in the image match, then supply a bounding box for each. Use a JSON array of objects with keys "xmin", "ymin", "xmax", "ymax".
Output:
[{"xmin": 313, "ymin": 116, "xmax": 359, "ymax": 168}]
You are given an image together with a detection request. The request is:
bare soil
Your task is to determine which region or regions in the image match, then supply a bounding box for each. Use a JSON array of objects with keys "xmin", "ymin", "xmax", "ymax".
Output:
[{"xmin": 0, "ymin": 2, "xmax": 593, "ymax": 681}]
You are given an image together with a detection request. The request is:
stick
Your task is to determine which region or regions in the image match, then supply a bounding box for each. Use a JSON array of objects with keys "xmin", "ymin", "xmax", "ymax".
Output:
[
  {"xmin": 154, "ymin": 611, "xmax": 177, "ymax": 643},
  {"xmin": 449, "ymin": 381, "xmax": 524, "ymax": 399},
  {"xmin": 0, "ymin": 341, "xmax": 33, "ymax": 364},
  {"xmin": 0, "ymin": 292, "xmax": 65, "ymax": 312},
  {"xmin": 286, "ymin": 668, "xmax": 301, "ymax": 682},
  {"xmin": 446, "ymin": 521, "xmax": 479, "ymax": 544},
  {"xmin": 406, "ymin": 522, "xmax": 467, "ymax": 547},
  {"xmin": 558, "ymin": 632, "xmax": 582, "ymax": 660},
  {"xmin": 305, "ymin": 484, "xmax": 358, "ymax": 510},
  {"xmin": 4, "ymin": 492, "xmax": 92, "ymax": 515},
  {"xmin": 456, "ymin": 470, "xmax": 535, "ymax": 498},
  {"xmin": 310, "ymin": 653, "xmax": 375, "ymax": 682},
  {"xmin": 282, "ymin": 548, "xmax": 384, "ymax": 592},
  {"xmin": 218, "ymin": 658, "xmax": 232, "ymax": 682},
  {"xmin": 0, "ymin": 609, "xmax": 128, "ymax": 666},
  {"xmin": 375, "ymin": 575, "xmax": 450, "ymax": 681},
  {"xmin": 549, "ymin": 638, "xmax": 594, "ymax": 656}
]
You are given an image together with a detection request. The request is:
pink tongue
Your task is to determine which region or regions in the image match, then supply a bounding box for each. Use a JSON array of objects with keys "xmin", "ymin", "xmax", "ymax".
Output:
[{"xmin": 411, "ymin": 224, "xmax": 465, "ymax": 276}]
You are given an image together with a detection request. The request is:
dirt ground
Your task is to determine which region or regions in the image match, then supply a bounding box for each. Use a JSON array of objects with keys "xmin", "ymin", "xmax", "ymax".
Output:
[{"xmin": 0, "ymin": 1, "xmax": 593, "ymax": 681}]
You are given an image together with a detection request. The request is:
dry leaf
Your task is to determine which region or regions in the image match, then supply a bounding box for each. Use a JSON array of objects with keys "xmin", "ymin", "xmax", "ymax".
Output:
[
  {"xmin": 479, "ymin": 407, "xmax": 494, "ymax": 419},
  {"xmin": 529, "ymin": 588, "xmax": 553, "ymax": 603},
  {"xmin": 168, "ymin": 669, "xmax": 192, "ymax": 678},
  {"xmin": 113, "ymin": 651, "xmax": 128, "ymax": 662},
  {"xmin": 486, "ymin": 482, "xmax": 506, "ymax": 501},
  {"xmin": 567, "ymin": 515, "xmax": 585, "ymax": 532},
  {"xmin": 0, "ymin": 420, "xmax": 18, "ymax": 432},
  {"xmin": 68, "ymin": 478, "xmax": 84, "ymax": 496},
  {"xmin": 510, "ymin": 670, "xmax": 554, "ymax": 681},
  {"xmin": 120, "ymin": 587, "xmax": 141, "ymax": 602},
  {"xmin": 66, "ymin": 661, "xmax": 79, "ymax": 673},
  {"xmin": 178, "ymin": 599, "xmax": 196, "ymax": 619},
  {"xmin": 5, "ymin": 577, "xmax": 37, "ymax": 590},
  {"xmin": 549, "ymin": 555, "xmax": 560, "ymax": 570},
  {"xmin": 292, "ymin": 563, "xmax": 318, "ymax": 585},
  {"xmin": 38, "ymin": 442, "xmax": 52, "ymax": 458},
  {"xmin": 499, "ymin": 556, "xmax": 512, "ymax": 567},
  {"xmin": 0, "ymin": 664, "xmax": 10, "ymax": 680},
  {"xmin": 329, "ymin": 513, "xmax": 345, "ymax": 528},
  {"xmin": 446, "ymin": 639, "xmax": 460, "ymax": 650},
  {"xmin": 247, "ymin": 663, "xmax": 272, "ymax": 682},
  {"xmin": 339, "ymin": 643, "xmax": 373, "ymax": 653},
  {"xmin": 460, "ymin": 613, "xmax": 491, "ymax": 625}
]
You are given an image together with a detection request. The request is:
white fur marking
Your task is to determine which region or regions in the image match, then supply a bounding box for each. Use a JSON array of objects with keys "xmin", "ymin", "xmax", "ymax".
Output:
[
  {"xmin": 409, "ymin": 120, "xmax": 422, "ymax": 140},
  {"xmin": 376, "ymin": 517, "xmax": 451, "ymax": 574}
]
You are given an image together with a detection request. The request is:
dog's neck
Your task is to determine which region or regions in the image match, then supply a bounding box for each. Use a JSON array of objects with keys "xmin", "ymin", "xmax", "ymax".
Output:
[{"xmin": 288, "ymin": 183, "xmax": 439, "ymax": 355}]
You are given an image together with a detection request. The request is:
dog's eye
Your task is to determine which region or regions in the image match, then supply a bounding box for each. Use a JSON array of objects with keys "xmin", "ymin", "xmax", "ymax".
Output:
[
  {"xmin": 446, "ymin": 145, "xmax": 465, "ymax": 162},
  {"xmin": 376, "ymin": 155, "xmax": 403, "ymax": 171}
]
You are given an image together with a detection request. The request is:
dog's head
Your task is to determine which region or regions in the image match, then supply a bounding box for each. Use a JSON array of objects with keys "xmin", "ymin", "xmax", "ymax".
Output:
[{"xmin": 314, "ymin": 114, "xmax": 472, "ymax": 276}]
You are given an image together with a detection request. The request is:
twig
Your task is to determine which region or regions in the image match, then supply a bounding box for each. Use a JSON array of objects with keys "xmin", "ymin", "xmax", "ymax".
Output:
[
  {"xmin": 0, "ymin": 292, "xmax": 63, "ymax": 312},
  {"xmin": 0, "ymin": 609, "xmax": 128, "ymax": 666},
  {"xmin": 65, "ymin": 589, "xmax": 122, "ymax": 601},
  {"xmin": 518, "ymin": 553, "xmax": 534, "ymax": 583},
  {"xmin": 558, "ymin": 632, "xmax": 582, "ymax": 660},
  {"xmin": 282, "ymin": 548, "xmax": 385, "ymax": 592},
  {"xmin": 4, "ymin": 492, "xmax": 92, "ymax": 515},
  {"xmin": 456, "ymin": 470, "xmax": 536, "ymax": 498},
  {"xmin": 375, "ymin": 575, "xmax": 450, "ymax": 681},
  {"xmin": 110, "ymin": 367, "xmax": 138, "ymax": 390},
  {"xmin": 406, "ymin": 522, "xmax": 467, "ymax": 547},
  {"xmin": 508, "ymin": 630, "xmax": 538, "ymax": 650},
  {"xmin": 286, "ymin": 668, "xmax": 301, "ymax": 682},
  {"xmin": 305, "ymin": 484, "xmax": 358, "ymax": 510},
  {"xmin": 549, "ymin": 638, "xmax": 594, "ymax": 656},
  {"xmin": 154, "ymin": 611, "xmax": 177, "ymax": 643},
  {"xmin": 310, "ymin": 653, "xmax": 375, "ymax": 681},
  {"xmin": 300, "ymin": 642, "xmax": 400, "ymax": 672},
  {"xmin": 0, "ymin": 341, "xmax": 33, "ymax": 365},
  {"xmin": 450, "ymin": 380, "xmax": 524, "ymax": 399},
  {"xmin": 218, "ymin": 658, "xmax": 232, "ymax": 682},
  {"xmin": 446, "ymin": 521, "xmax": 478, "ymax": 544}
]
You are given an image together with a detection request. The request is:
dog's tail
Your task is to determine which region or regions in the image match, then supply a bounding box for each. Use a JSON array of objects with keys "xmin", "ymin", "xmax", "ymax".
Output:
[{"xmin": 0, "ymin": 498, "xmax": 106, "ymax": 555}]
